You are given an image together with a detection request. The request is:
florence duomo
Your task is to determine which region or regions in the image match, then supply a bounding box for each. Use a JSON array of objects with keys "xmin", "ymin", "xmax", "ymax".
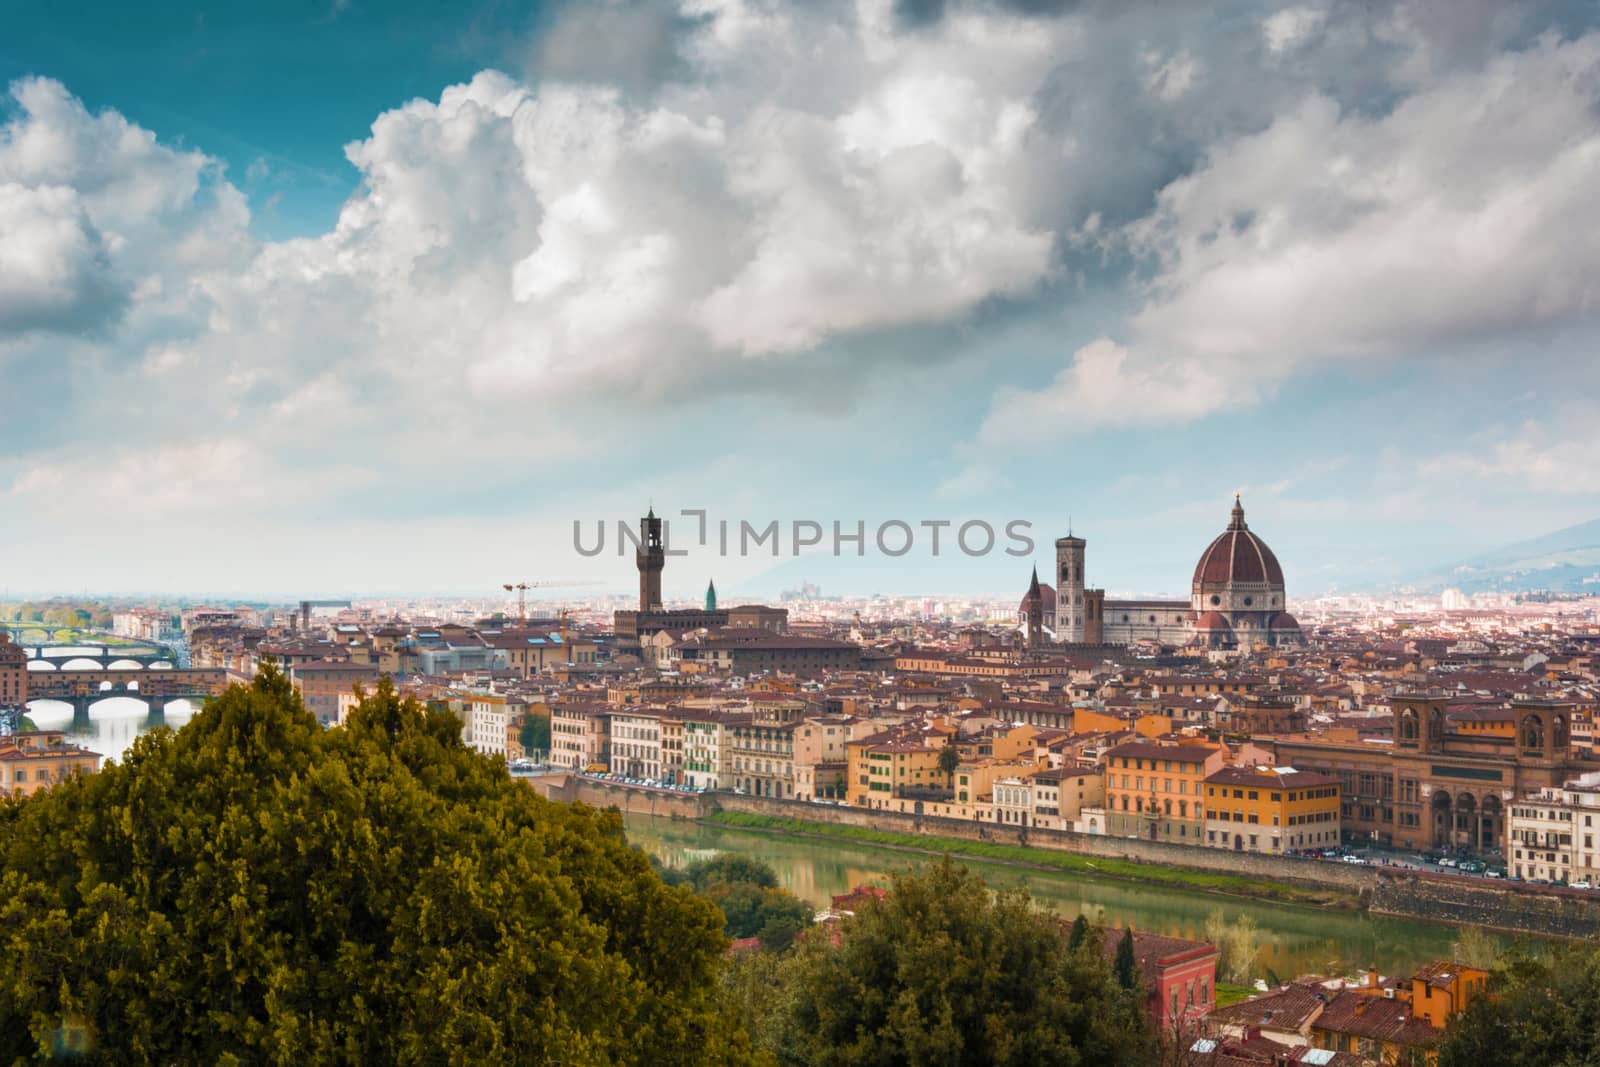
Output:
[{"xmin": 1020, "ymin": 495, "xmax": 1302, "ymax": 651}]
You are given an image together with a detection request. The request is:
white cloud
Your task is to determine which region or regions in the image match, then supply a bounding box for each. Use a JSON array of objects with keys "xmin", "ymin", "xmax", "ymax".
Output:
[
  {"xmin": 151, "ymin": 3, "xmax": 1066, "ymax": 418},
  {"xmin": 7, "ymin": 1, "xmax": 1600, "ymax": 592},
  {"xmin": 1142, "ymin": 49, "xmax": 1203, "ymax": 101},
  {"xmin": 1420, "ymin": 416, "xmax": 1600, "ymax": 496},
  {"xmin": 3, "ymin": 438, "xmax": 375, "ymax": 518},
  {"xmin": 0, "ymin": 76, "xmax": 251, "ymax": 343},
  {"xmin": 1262, "ymin": 7, "xmax": 1326, "ymax": 55},
  {"xmin": 1131, "ymin": 35, "xmax": 1600, "ymax": 359},
  {"xmin": 979, "ymin": 338, "xmax": 1246, "ymax": 443},
  {"xmin": 977, "ymin": 30, "xmax": 1600, "ymax": 439},
  {"xmin": 535, "ymin": 0, "xmax": 698, "ymax": 94},
  {"xmin": 0, "ymin": 183, "xmax": 124, "ymax": 334}
]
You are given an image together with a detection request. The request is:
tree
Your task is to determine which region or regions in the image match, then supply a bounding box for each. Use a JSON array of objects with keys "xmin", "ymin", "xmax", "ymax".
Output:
[
  {"xmin": 1449, "ymin": 925, "xmax": 1502, "ymax": 971},
  {"xmin": 1204, "ymin": 909, "xmax": 1259, "ymax": 984},
  {"xmin": 1068, "ymin": 914, "xmax": 1090, "ymax": 950},
  {"xmin": 938, "ymin": 739, "xmax": 961, "ymax": 789},
  {"xmin": 1438, "ymin": 948, "xmax": 1600, "ymax": 1067},
  {"xmin": 1114, "ymin": 927, "xmax": 1141, "ymax": 992},
  {"xmin": 0, "ymin": 667, "xmax": 754, "ymax": 1065},
  {"xmin": 518, "ymin": 711, "xmax": 551, "ymax": 756},
  {"xmin": 681, "ymin": 855, "xmax": 810, "ymax": 952},
  {"xmin": 746, "ymin": 859, "xmax": 1154, "ymax": 1066},
  {"xmin": 685, "ymin": 853, "xmax": 780, "ymax": 892}
]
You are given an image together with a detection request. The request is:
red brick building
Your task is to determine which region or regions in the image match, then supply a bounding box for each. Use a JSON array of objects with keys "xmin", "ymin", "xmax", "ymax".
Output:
[{"xmin": 1103, "ymin": 928, "xmax": 1219, "ymax": 1037}]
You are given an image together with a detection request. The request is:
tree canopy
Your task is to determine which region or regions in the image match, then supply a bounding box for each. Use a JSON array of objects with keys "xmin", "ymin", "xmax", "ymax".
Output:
[
  {"xmin": 1438, "ymin": 948, "xmax": 1600, "ymax": 1067},
  {"xmin": 1113, "ymin": 928, "xmax": 1140, "ymax": 992},
  {"xmin": 729, "ymin": 858, "xmax": 1154, "ymax": 1067},
  {"xmin": 0, "ymin": 667, "xmax": 751, "ymax": 1065},
  {"xmin": 662, "ymin": 854, "xmax": 812, "ymax": 953}
]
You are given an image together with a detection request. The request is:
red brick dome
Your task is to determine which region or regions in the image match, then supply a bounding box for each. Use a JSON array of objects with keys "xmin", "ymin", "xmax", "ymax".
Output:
[
  {"xmin": 1193, "ymin": 496, "xmax": 1285, "ymax": 589},
  {"xmin": 1019, "ymin": 581, "xmax": 1057, "ymax": 615}
]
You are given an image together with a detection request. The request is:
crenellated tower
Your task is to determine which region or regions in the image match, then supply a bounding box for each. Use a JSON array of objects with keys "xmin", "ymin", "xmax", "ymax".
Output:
[{"xmin": 637, "ymin": 508, "xmax": 665, "ymax": 610}]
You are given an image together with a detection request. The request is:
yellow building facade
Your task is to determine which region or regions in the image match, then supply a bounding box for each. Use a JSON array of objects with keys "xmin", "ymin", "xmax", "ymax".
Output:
[{"xmin": 1202, "ymin": 765, "xmax": 1341, "ymax": 854}]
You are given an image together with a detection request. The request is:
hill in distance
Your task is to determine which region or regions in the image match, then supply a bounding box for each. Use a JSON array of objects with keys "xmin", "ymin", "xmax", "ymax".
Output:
[{"xmin": 1412, "ymin": 517, "xmax": 1600, "ymax": 594}]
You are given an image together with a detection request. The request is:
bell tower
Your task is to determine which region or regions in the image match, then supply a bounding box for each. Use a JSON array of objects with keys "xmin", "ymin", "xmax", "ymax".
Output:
[
  {"xmin": 1024, "ymin": 566, "xmax": 1045, "ymax": 649},
  {"xmin": 637, "ymin": 507, "xmax": 665, "ymax": 610},
  {"xmin": 1393, "ymin": 693, "xmax": 1446, "ymax": 754},
  {"xmin": 1054, "ymin": 532, "xmax": 1085, "ymax": 643}
]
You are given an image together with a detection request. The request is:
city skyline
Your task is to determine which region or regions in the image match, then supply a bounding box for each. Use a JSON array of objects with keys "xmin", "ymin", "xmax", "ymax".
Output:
[{"xmin": 5, "ymin": 0, "xmax": 1600, "ymax": 596}]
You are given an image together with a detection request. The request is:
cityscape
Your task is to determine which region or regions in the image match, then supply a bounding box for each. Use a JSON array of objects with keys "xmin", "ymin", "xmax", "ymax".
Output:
[{"xmin": 6, "ymin": 0, "xmax": 1600, "ymax": 1064}]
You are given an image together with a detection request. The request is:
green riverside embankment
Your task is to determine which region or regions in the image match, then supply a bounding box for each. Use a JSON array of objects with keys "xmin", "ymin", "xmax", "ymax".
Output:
[{"xmin": 703, "ymin": 810, "xmax": 1358, "ymax": 908}]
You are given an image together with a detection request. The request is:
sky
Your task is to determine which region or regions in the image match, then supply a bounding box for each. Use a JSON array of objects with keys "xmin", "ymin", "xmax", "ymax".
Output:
[{"xmin": 3, "ymin": 0, "xmax": 1600, "ymax": 602}]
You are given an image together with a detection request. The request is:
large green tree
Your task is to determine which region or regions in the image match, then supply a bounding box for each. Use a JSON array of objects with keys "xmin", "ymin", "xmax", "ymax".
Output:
[
  {"xmin": 742, "ymin": 859, "xmax": 1154, "ymax": 1066},
  {"xmin": 664, "ymin": 854, "xmax": 812, "ymax": 953},
  {"xmin": 0, "ymin": 667, "xmax": 752, "ymax": 1065},
  {"xmin": 518, "ymin": 712, "xmax": 551, "ymax": 757},
  {"xmin": 1438, "ymin": 948, "xmax": 1600, "ymax": 1067}
]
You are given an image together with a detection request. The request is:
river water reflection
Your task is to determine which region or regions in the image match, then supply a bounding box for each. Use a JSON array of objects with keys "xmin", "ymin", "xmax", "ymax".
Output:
[
  {"xmin": 623, "ymin": 814, "xmax": 1530, "ymax": 980},
  {"xmin": 25, "ymin": 698, "xmax": 198, "ymax": 761}
]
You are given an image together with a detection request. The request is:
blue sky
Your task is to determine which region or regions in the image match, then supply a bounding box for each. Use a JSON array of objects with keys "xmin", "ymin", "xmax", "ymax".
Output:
[
  {"xmin": 0, "ymin": 0, "xmax": 549, "ymax": 239},
  {"xmin": 2, "ymin": 0, "xmax": 1600, "ymax": 601}
]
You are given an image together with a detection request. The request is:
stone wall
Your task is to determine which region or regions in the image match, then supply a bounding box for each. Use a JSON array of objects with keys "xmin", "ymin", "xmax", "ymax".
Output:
[
  {"xmin": 712, "ymin": 795, "xmax": 1599, "ymax": 940},
  {"xmin": 526, "ymin": 774, "xmax": 712, "ymax": 819},
  {"xmin": 532, "ymin": 777, "xmax": 1599, "ymax": 940},
  {"xmin": 713, "ymin": 793, "xmax": 1376, "ymax": 893},
  {"xmin": 1372, "ymin": 874, "xmax": 1600, "ymax": 939}
]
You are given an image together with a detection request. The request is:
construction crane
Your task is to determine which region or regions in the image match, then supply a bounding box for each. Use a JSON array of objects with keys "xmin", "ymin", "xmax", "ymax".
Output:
[
  {"xmin": 503, "ymin": 583, "xmax": 530, "ymax": 622},
  {"xmin": 502, "ymin": 580, "xmax": 600, "ymax": 622}
]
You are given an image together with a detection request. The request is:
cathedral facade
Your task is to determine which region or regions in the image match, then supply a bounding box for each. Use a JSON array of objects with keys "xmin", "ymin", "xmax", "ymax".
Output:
[{"xmin": 1021, "ymin": 496, "xmax": 1302, "ymax": 650}]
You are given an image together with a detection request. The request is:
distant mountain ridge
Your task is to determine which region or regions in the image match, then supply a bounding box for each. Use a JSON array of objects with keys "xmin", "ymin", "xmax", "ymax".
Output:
[{"xmin": 1416, "ymin": 517, "xmax": 1600, "ymax": 594}]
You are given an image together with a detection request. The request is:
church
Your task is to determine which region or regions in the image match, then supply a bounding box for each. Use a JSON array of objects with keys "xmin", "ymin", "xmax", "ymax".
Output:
[{"xmin": 1019, "ymin": 496, "xmax": 1302, "ymax": 651}]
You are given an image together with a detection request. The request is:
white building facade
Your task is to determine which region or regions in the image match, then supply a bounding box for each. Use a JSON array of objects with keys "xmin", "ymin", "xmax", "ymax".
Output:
[
  {"xmin": 610, "ymin": 708, "xmax": 665, "ymax": 780},
  {"xmin": 1508, "ymin": 771, "xmax": 1600, "ymax": 884}
]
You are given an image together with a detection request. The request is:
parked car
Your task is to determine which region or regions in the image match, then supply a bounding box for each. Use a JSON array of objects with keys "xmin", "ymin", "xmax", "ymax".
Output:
[
  {"xmin": 1569, "ymin": 880, "xmax": 1593, "ymax": 890},
  {"xmin": 1341, "ymin": 855, "xmax": 1366, "ymax": 865}
]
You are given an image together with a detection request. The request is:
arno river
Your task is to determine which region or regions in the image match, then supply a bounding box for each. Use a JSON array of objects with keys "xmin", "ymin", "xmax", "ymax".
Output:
[
  {"xmin": 623, "ymin": 813, "xmax": 1531, "ymax": 980},
  {"xmin": 13, "ymin": 700, "xmax": 1541, "ymax": 980},
  {"xmin": 25, "ymin": 697, "xmax": 198, "ymax": 760}
]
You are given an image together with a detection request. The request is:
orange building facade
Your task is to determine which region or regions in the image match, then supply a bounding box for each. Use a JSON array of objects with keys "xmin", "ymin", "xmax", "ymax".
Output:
[{"xmin": 1203, "ymin": 766, "xmax": 1341, "ymax": 854}]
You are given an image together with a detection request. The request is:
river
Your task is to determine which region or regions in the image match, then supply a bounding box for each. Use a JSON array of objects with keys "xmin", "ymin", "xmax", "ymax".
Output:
[
  {"xmin": 5, "ymin": 699, "xmax": 1536, "ymax": 981},
  {"xmin": 25, "ymin": 698, "xmax": 199, "ymax": 761},
  {"xmin": 623, "ymin": 813, "xmax": 1527, "ymax": 981}
]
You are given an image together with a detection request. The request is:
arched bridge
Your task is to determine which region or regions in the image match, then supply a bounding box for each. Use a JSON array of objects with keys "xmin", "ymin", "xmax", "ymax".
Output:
[
  {"xmin": 21, "ymin": 645, "xmax": 179, "ymax": 670},
  {"xmin": 26, "ymin": 669, "xmax": 227, "ymax": 732}
]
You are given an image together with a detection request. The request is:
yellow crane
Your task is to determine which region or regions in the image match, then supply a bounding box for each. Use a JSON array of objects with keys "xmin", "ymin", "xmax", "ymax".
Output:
[{"xmin": 501, "ymin": 580, "xmax": 599, "ymax": 622}]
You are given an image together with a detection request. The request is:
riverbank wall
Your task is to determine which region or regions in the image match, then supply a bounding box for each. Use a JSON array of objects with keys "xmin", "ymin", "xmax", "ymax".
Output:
[
  {"xmin": 716, "ymin": 793, "xmax": 1375, "ymax": 894},
  {"xmin": 1371, "ymin": 875, "xmax": 1600, "ymax": 940},
  {"xmin": 528, "ymin": 773, "xmax": 713, "ymax": 819},
  {"xmin": 531, "ymin": 775, "xmax": 1600, "ymax": 939}
]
